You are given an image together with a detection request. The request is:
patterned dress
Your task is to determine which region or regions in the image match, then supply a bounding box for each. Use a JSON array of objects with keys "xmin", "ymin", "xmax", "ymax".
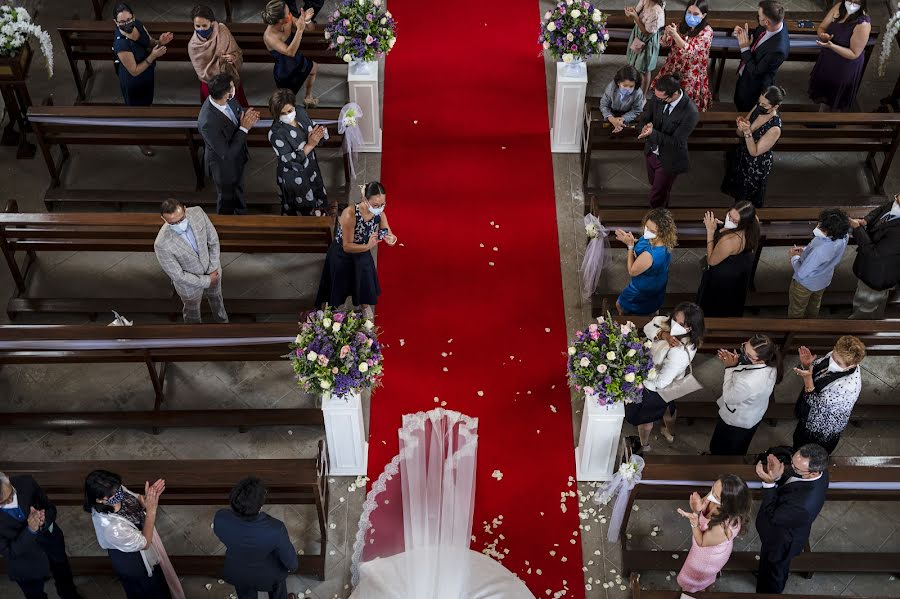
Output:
[
  {"xmin": 268, "ymin": 112, "xmax": 328, "ymax": 216},
  {"xmin": 626, "ymin": 0, "xmax": 665, "ymax": 73},
  {"xmin": 677, "ymin": 513, "xmax": 741, "ymax": 592},
  {"xmin": 315, "ymin": 205, "xmax": 383, "ymax": 307},
  {"xmin": 793, "ymin": 354, "xmax": 862, "ymax": 454},
  {"xmin": 653, "ymin": 26, "xmax": 713, "ymax": 111},
  {"xmin": 720, "ymin": 107, "xmax": 782, "ymax": 207}
]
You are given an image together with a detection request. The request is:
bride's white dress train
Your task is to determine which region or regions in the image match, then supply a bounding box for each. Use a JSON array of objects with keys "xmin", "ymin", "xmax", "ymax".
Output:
[{"xmin": 349, "ymin": 409, "xmax": 535, "ymax": 599}]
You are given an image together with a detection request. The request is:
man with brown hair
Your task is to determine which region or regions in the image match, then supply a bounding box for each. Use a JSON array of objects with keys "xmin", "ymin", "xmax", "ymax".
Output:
[{"xmin": 732, "ymin": 0, "xmax": 790, "ymax": 111}]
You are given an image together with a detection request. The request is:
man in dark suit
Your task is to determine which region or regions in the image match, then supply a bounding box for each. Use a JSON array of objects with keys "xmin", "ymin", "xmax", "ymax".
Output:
[
  {"xmin": 198, "ymin": 72, "xmax": 259, "ymax": 215},
  {"xmin": 0, "ymin": 472, "xmax": 82, "ymax": 599},
  {"xmin": 755, "ymin": 444, "xmax": 829, "ymax": 593},
  {"xmin": 638, "ymin": 73, "xmax": 700, "ymax": 208},
  {"xmin": 849, "ymin": 193, "xmax": 900, "ymax": 318},
  {"xmin": 733, "ymin": 0, "xmax": 790, "ymax": 112},
  {"xmin": 213, "ymin": 477, "xmax": 299, "ymax": 599}
]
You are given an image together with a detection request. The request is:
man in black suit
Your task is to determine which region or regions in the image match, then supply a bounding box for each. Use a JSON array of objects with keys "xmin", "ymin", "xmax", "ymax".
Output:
[
  {"xmin": 198, "ymin": 72, "xmax": 260, "ymax": 215},
  {"xmin": 213, "ymin": 477, "xmax": 299, "ymax": 599},
  {"xmin": 638, "ymin": 73, "xmax": 700, "ymax": 208},
  {"xmin": 849, "ymin": 193, "xmax": 900, "ymax": 318},
  {"xmin": 0, "ymin": 472, "xmax": 82, "ymax": 599},
  {"xmin": 755, "ymin": 444, "xmax": 829, "ymax": 593},
  {"xmin": 733, "ymin": 0, "xmax": 790, "ymax": 112}
]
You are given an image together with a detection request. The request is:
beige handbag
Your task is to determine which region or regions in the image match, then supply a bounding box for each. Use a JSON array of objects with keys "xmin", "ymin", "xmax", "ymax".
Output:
[{"xmin": 657, "ymin": 346, "xmax": 703, "ymax": 402}]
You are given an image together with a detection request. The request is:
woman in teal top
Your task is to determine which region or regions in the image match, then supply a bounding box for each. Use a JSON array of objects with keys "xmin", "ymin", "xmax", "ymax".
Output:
[{"xmin": 615, "ymin": 208, "xmax": 677, "ymax": 315}]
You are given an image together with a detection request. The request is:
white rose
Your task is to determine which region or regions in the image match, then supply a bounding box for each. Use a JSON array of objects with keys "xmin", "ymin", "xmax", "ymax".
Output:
[
  {"xmin": 323, "ymin": 318, "xmax": 332, "ymax": 328},
  {"xmin": 624, "ymin": 372, "xmax": 636, "ymax": 383},
  {"xmin": 380, "ymin": 17, "xmax": 387, "ymax": 24},
  {"xmin": 547, "ymin": 21, "xmax": 556, "ymax": 31},
  {"xmin": 388, "ymin": 37, "xmax": 396, "ymax": 48},
  {"xmin": 597, "ymin": 316, "xmax": 605, "ymax": 324},
  {"xmin": 565, "ymin": 0, "xmax": 573, "ymax": 5},
  {"xmin": 648, "ymin": 368, "xmax": 658, "ymax": 379},
  {"xmin": 336, "ymin": 35, "xmax": 345, "ymax": 44},
  {"xmin": 358, "ymin": 0, "xmax": 364, "ymax": 5},
  {"xmin": 566, "ymin": 32, "xmax": 574, "ymax": 41},
  {"xmin": 364, "ymin": 319, "xmax": 375, "ymax": 330},
  {"xmin": 589, "ymin": 32, "xmax": 598, "ymax": 42},
  {"xmin": 295, "ymin": 335, "xmax": 303, "ymax": 344},
  {"xmin": 596, "ymin": 364, "xmax": 607, "ymax": 374},
  {"xmin": 562, "ymin": 53, "xmax": 573, "ymax": 63},
  {"xmin": 386, "ymin": 11, "xmax": 392, "ymax": 17},
  {"xmin": 627, "ymin": 349, "xmax": 636, "ymax": 358},
  {"xmin": 359, "ymin": 362, "xmax": 369, "ymax": 373},
  {"xmin": 592, "ymin": 10, "xmax": 602, "ymax": 22},
  {"xmin": 332, "ymin": 322, "xmax": 342, "ymax": 332},
  {"xmin": 306, "ymin": 351, "xmax": 318, "ymax": 361},
  {"xmin": 324, "ymin": 30, "xmax": 331, "ymax": 39},
  {"xmin": 320, "ymin": 380, "xmax": 332, "ymax": 390},
  {"xmin": 544, "ymin": 10, "xmax": 552, "ymax": 20},
  {"xmin": 374, "ymin": 0, "xmax": 382, "ymax": 5},
  {"xmin": 579, "ymin": 357, "xmax": 590, "ymax": 367},
  {"xmin": 543, "ymin": 41, "xmax": 550, "ymax": 49},
  {"xmin": 567, "ymin": 346, "xmax": 577, "ymax": 355},
  {"xmin": 606, "ymin": 351, "xmax": 616, "ymax": 361},
  {"xmin": 343, "ymin": 53, "xmax": 352, "ymax": 62},
  {"xmin": 644, "ymin": 340, "xmax": 653, "ymax": 348},
  {"xmin": 571, "ymin": 9, "xmax": 581, "ymax": 18}
]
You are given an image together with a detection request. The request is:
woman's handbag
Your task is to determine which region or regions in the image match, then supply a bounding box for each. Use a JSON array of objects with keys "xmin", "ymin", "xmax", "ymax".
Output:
[
  {"xmin": 629, "ymin": 37, "xmax": 646, "ymax": 53},
  {"xmin": 657, "ymin": 347, "xmax": 703, "ymax": 402}
]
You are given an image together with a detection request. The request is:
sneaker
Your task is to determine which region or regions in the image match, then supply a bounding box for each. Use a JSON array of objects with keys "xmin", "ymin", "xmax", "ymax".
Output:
[{"xmin": 660, "ymin": 427, "xmax": 674, "ymax": 443}]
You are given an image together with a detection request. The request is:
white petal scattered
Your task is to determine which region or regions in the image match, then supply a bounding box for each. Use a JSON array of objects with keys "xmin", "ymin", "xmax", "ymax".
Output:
[
  {"xmin": 672, "ymin": 554, "xmax": 680, "ymax": 559},
  {"xmin": 399, "ymin": 339, "xmax": 405, "ymax": 346},
  {"xmin": 489, "ymin": 262, "xmax": 495, "ymax": 267},
  {"xmin": 550, "ymin": 405, "xmax": 557, "ymax": 413},
  {"xmin": 205, "ymin": 584, "xmax": 212, "ymax": 590},
  {"xmin": 477, "ymin": 390, "xmax": 484, "ymax": 397},
  {"xmin": 492, "ymin": 246, "xmax": 498, "ymax": 251},
  {"xmin": 287, "ymin": 429, "xmax": 293, "ymax": 435},
  {"xmin": 544, "ymin": 328, "xmax": 551, "ymax": 333},
  {"xmin": 443, "ymin": 367, "xmax": 448, "ymax": 372},
  {"xmin": 441, "ymin": 401, "xmax": 447, "ymax": 406},
  {"xmin": 413, "ymin": 120, "xmax": 418, "ymax": 124},
  {"xmin": 480, "ymin": 243, "xmax": 485, "ymax": 248},
  {"xmin": 491, "ymin": 469, "xmax": 503, "ymax": 481}
]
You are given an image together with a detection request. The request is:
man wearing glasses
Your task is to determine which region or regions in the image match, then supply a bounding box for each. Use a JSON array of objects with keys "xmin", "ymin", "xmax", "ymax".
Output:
[{"xmin": 754, "ymin": 444, "xmax": 829, "ymax": 593}]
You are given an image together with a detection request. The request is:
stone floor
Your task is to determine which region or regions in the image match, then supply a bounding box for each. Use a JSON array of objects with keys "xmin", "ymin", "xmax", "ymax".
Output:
[{"xmin": 0, "ymin": 0, "xmax": 899, "ymax": 597}]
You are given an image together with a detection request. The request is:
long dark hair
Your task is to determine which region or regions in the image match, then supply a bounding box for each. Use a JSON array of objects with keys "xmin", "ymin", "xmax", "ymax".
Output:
[
  {"xmin": 721, "ymin": 200, "xmax": 760, "ymax": 253},
  {"xmin": 678, "ymin": 0, "xmax": 710, "ymax": 37},
  {"xmin": 672, "ymin": 301, "xmax": 705, "ymax": 348},
  {"xmin": 836, "ymin": 0, "xmax": 867, "ymax": 22},
  {"xmin": 83, "ymin": 470, "xmax": 122, "ymax": 514},
  {"xmin": 708, "ymin": 474, "xmax": 752, "ymax": 537},
  {"xmin": 747, "ymin": 333, "xmax": 784, "ymax": 383},
  {"xmin": 113, "ymin": 2, "xmax": 133, "ymax": 20}
]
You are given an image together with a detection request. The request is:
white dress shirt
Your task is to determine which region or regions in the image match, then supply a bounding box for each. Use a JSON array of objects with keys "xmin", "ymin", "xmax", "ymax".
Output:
[{"xmin": 738, "ymin": 22, "xmax": 784, "ymax": 75}]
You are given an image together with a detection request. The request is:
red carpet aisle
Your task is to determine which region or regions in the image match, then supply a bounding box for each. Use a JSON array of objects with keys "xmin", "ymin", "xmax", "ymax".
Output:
[{"xmin": 369, "ymin": 1, "xmax": 585, "ymax": 597}]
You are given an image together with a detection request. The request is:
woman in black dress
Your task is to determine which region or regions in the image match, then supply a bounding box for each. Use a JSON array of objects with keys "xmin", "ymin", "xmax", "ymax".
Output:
[
  {"xmin": 696, "ymin": 200, "xmax": 759, "ymax": 317},
  {"xmin": 316, "ymin": 182, "xmax": 397, "ymax": 316},
  {"xmin": 267, "ymin": 88, "xmax": 328, "ymax": 216},
  {"xmin": 262, "ymin": 0, "xmax": 319, "ymax": 106},
  {"xmin": 721, "ymin": 86, "xmax": 784, "ymax": 207}
]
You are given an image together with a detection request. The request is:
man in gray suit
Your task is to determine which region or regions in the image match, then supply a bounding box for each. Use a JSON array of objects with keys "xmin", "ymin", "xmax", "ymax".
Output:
[
  {"xmin": 198, "ymin": 73, "xmax": 259, "ymax": 215},
  {"xmin": 154, "ymin": 198, "xmax": 229, "ymax": 323}
]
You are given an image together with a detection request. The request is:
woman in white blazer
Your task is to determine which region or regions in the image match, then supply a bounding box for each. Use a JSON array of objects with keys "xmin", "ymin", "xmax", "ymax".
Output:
[
  {"xmin": 709, "ymin": 334, "xmax": 781, "ymax": 455},
  {"xmin": 626, "ymin": 302, "xmax": 706, "ymax": 451}
]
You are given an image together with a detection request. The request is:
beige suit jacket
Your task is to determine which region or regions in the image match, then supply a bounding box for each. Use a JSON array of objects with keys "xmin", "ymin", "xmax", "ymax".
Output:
[{"xmin": 153, "ymin": 206, "xmax": 221, "ymax": 298}]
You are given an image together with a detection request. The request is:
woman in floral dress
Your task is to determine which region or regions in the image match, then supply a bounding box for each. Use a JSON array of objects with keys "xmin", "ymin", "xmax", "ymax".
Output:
[{"xmin": 652, "ymin": 0, "xmax": 713, "ymax": 111}]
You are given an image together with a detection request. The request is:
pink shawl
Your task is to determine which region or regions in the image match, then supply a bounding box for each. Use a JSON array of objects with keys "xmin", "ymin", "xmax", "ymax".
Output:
[
  {"xmin": 151, "ymin": 531, "xmax": 186, "ymax": 599},
  {"xmin": 187, "ymin": 22, "xmax": 243, "ymax": 85}
]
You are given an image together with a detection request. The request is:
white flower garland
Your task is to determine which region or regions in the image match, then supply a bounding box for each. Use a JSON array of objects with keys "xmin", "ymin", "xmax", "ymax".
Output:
[
  {"xmin": 878, "ymin": 2, "xmax": 900, "ymax": 78},
  {"xmin": 0, "ymin": 5, "xmax": 54, "ymax": 77}
]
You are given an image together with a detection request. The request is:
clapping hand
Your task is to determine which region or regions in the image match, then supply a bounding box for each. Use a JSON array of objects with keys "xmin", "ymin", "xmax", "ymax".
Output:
[
  {"xmin": 139, "ymin": 479, "xmax": 166, "ymax": 513},
  {"xmin": 26, "ymin": 507, "xmax": 45, "ymax": 532},
  {"xmin": 624, "ymin": 6, "xmax": 638, "ymax": 20},
  {"xmin": 665, "ymin": 22, "xmax": 678, "ymax": 37},
  {"xmin": 308, "ymin": 125, "xmax": 327, "ymax": 146},
  {"xmin": 734, "ymin": 23, "xmax": 750, "ymax": 48},
  {"xmin": 817, "ymin": 32, "xmax": 833, "ymax": 43},
  {"xmin": 607, "ymin": 116, "xmax": 625, "ymax": 133},
  {"xmin": 222, "ymin": 53, "xmax": 236, "ymax": 64},
  {"xmin": 793, "ymin": 364, "xmax": 814, "ymax": 386},
  {"xmin": 676, "ymin": 508, "xmax": 700, "ymax": 527},
  {"xmin": 798, "ymin": 345, "xmax": 817, "ymax": 369},
  {"xmin": 849, "ymin": 217, "xmax": 865, "ymax": 229},
  {"xmin": 159, "ymin": 32, "xmax": 174, "ymax": 45},
  {"xmin": 703, "ymin": 210, "xmax": 720, "ymax": 235},
  {"xmin": 688, "ymin": 491, "xmax": 707, "ymax": 514},
  {"xmin": 637, "ymin": 123, "xmax": 653, "ymax": 140},
  {"xmin": 240, "ymin": 108, "xmax": 260, "ymax": 130},
  {"xmin": 614, "ymin": 229, "xmax": 636, "ymax": 248},
  {"xmin": 149, "ymin": 44, "xmax": 168, "ymax": 61},
  {"xmin": 789, "ymin": 245, "xmax": 804, "ymax": 257},
  {"xmin": 717, "ymin": 348, "xmax": 739, "ymax": 367},
  {"xmin": 815, "ymin": 39, "xmax": 833, "ymax": 48},
  {"xmin": 756, "ymin": 454, "xmax": 785, "ymax": 484},
  {"xmin": 737, "ymin": 118, "xmax": 752, "ymax": 135}
]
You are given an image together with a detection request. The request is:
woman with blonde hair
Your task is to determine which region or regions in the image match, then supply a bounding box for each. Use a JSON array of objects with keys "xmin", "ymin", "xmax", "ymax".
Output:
[
  {"xmin": 188, "ymin": 5, "xmax": 247, "ymax": 106},
  {"xmin": 614, "ymin": 207, "xmax": 678, "ymax": 316},
  {"xmin": 262, "ymin": 0, "xmax": 319, "ymax": 107}
]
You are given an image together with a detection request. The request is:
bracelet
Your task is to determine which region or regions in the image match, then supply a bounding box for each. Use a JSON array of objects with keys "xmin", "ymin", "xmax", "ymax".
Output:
[{"xmin": 627, "ymin": 245, "xmax": 634, "ymax": 251}]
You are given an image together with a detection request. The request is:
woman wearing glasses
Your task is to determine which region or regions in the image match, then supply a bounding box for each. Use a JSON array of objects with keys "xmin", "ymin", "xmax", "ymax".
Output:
[{"xmin": 83, "ymin": 470, "xmax": 184, "ymax": 599}]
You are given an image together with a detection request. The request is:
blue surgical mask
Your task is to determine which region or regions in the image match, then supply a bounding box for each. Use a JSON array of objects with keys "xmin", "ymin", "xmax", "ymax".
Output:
[
  {"xmin": 196, "ymin": 27, "xmax": 213, "ymax": 40},
  {"xmin": 368, "ymin": 203, "xmax": 385, "ymax": 216},
  {"xmin": 170, "ymin": 219, "xmax": 189, "ymax": 234},
  {"xmin": 104, "ymin": 487, "xmax": 125, "ymax": 506},
  {"xmin": 685, "ymin": 13, "xmax": 703, "ymax": 27},
  {"xmin": 618, "ymin": 86, "xmax": 634, "ymax": 97}
]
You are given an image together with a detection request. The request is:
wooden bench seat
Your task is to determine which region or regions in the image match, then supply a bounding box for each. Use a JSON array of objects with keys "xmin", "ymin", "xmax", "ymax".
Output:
[
  {"xmin": 584, "ymin": 191, "xmax": 889, "ymax": 213},
  {"xmin": 43, "ymin": 188, "xmax": 281, "ymax": 212},
  {"xmin": 0, "ymin": 448, "xmax": 330, "ymax": 579},
  {"xmin": 675, "ymin": 399, "xmax": 900, "ymax": 426},
  {"xmin": 628, "ymin": 572, "xmax": 895, "ymax": 599}
]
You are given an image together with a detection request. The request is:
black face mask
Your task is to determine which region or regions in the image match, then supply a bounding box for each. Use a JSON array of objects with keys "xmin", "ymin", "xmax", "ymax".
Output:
[
  {"xmin": 738, "ymin": 350, "xmax": 753, "ymax": 366},
  {"xmin": 757, "ymin": 103, "xmax": 772, "ymax": 114},
  {"xmin": 118, "ymin": 20, "xmax": 136, "ymax": 33}
]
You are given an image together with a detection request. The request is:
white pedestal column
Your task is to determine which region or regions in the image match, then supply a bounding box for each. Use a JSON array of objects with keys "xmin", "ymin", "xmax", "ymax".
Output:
[
  {"xmin": 550, "ymin": 61, "xmax": 588, "ymax": 154},
  {"xmin": 575, "ymin": 397, "xmax": 624, "ymax": 481},
  {"xmin": 322, "ymin": 390, "xmax": 368, "ymax": 476},
  {"xmin": 347, "ymin": 61, "xmax": 382, "ymax": 153}
]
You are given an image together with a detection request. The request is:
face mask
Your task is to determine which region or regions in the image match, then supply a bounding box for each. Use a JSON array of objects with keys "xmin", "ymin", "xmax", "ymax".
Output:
[
  {"xmin": 844, "ymin": 1, "xmax": 861, "ymax": 14},
  {"xmin": 104, "ymin": 487, "xmax": 125, "ymax": 506},
  {"xmin": 196, "ymin": 27, "xmax": 213, "ymax": 39},
  {"xmin": 118, "ymin": 20, "xmax": 136, "ymax": 33},
  {"xmin": 642, "ymin": 227, "xmax": 657, "ymax": 240},
  {"xmin": 813, "ymin": 227, "xmax": 827, "ymax": 239},
  {"xmin": 618, "ymin": 86, "xmax": 634, "ymax": 97},
  {"xmin": 170, "ymin": 219, "xmax": 189, "ymax": 234},
  {"xmin": 723, "ymin": 216, "xmax": 738, "ymax": 230},
  {"xmin": 280, "ymin": 110, "xmax": 296, "ymax": 125},
  {"xmin": 670, "ymin": 320, "xmax": 688, "ymax": 337},
  {"xmin": 827, "ymin": 355, "xmax": 848, "ymax": 373},
  {"xmin": 738, "ymin": 348, "xmax": 753, "ymax": 366},
  {"xmin": 757, "ymin": 103, "xmax": 772, "ymax": 114},
  {"xmin": 684, "ymin": 13, "xmax": 703, "ymax": 27},
  {"xmin": 705, "ymin": 491, "xmax": 721, "ymax": 505},
  {"xmin": 368, "ymin": 203, "xmax": 385, "ymax": 216}
]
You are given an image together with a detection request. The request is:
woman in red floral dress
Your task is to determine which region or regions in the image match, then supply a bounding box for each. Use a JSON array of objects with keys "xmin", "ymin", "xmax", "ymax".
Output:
[{"xmin": 652, "ymin": 0, "xmax": 713, "ymax": 112}]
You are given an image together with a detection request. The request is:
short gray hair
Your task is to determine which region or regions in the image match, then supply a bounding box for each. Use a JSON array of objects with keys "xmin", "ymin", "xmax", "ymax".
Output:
[{"xmin": 0, "ymin": 472, "xmax": 8, "ymax": 485}]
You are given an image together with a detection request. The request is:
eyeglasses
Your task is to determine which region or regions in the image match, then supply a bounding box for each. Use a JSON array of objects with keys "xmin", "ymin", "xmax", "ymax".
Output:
[
  {"xmin": 791, "ymin": 460, "xmax": 811, "ymax": 475},
  {"xmin": 116, "ymin": 18, "xmax": 135, "ymax": 27}
]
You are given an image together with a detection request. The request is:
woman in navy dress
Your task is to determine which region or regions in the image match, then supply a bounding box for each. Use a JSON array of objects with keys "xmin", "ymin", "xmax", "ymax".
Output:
[
  {"xmin": 316, "ymin": 182, "xmax": 398, "ymax": 316},
  {"xmin": 112, "ymin": 3, "xmax": 172, "ymax": 106},
  {"xmin": 615, "ymin": 208, "xmax": 677, "ymax": 316},
  {"xmin": 808, "ymin": 0, "xmax": 872, "ymax": 111},
  {"xmin": 262, "ymin": 0, "xmax": 319, "ymax": 106}
]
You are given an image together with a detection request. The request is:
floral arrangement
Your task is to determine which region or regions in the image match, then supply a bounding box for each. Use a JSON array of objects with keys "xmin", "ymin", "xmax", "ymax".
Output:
[
  {"xmin": 342, "ymin": 105, "xmax": 359, "ymax": 128},
  {"xmin": 567, "ymin": 314, "xmax": 653, "ymax": 405},
  {"xmin": 586, "ymin": 221, "xmax": 599, "ymax": 239},
  {"xmin": 0, "ymin": 4, "xmax": 53, "ymax": 76},
  {"xmin": 878, "ymin": 2, "xmax": 900, "ymax": 77},
  {"xmin": 538, "ymin": 0, "xmax": 609, "ymax": 63},
  {"xmin": 288, "ymin": 307, "xmax": 383, "ymax": 397},
  {"xmin": 325, "ymin": 0, "xmax": 397, "ymax": 64}
]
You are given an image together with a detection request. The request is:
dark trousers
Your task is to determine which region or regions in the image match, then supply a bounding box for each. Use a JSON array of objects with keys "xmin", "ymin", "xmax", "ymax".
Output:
[
  {"xmin": 792, "ymin": 422, "xmax": 841, "ymax": 455},
  {"xmin": 235, "ymin": 578, "xmax": 288, "ymax": 599},
  {"xmin": 709, "ymin": 417, "xmax": 759, "ymax": 455},
  {"xmin": 645, "ymin": 153, "xmax": 678, "ymax": 208},
  {"xmin": 118, "ymin": 565, "xmax": 171, "ymax": 599},
  {"xmin": 15, "ymin": 524, "xmax": 80, "ymax": 599},
  {"xmin": 756, "ymin": 548, "xmax": 792, "ymax": 593},
  {"xmin": 215, "ymin": 179, "xmax": 247, "ymax": 215}
]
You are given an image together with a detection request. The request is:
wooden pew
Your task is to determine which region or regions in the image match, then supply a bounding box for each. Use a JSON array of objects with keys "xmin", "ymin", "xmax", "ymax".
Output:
[
  {"xmin": 0, "ymin": 202, "xmax": 333, "ymax": 319},
  {"xmin": 0, "ymin": 322, "xmax": 303, "ymax": 431},
  {"xmin": 58, "ymin": 20, "xmax": 341, "ymax": 102},
  {"xmin": 628, "ymin": 572, "xmax": 895, "ymax": 599},
  {"xmin": 90, "ymin": 0, "xmax": 233, "ymax": 22},
  {"xmin": 584, "ymin": 191, "xmax": 890, "ymax": 214},
  {"xmin": 615, "ymin": 454, "xmax": 900, "ymax": 577},
  {"xmin": 27, "ymin": 104, "xmax": 350, "ymax": 190},
  {"xmin": 580, "ymin": 110, "xmax": 900, "ymax": 194},
  {"xmin": 0, "ymin": 447, "xmax": 330, "ymax": 579}
]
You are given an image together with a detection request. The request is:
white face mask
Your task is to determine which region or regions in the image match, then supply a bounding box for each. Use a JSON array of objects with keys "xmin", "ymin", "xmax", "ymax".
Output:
[
  {"xmin": 642, "ymin": 227, "xmax": 657, "ymax": 240},
  {"xmin": 723, "ymin": 216, "xmax": 738, "ymax": 230},
  {"xmin": 827, "ymin": 355, "xmax": 849, "ymax": 373},
  {"xmin": 813, "ymin": 227, "xmax": 827, "ymax": 239},
  {"xmin": 169, "ymin": 219, "xmax": 189, "ymax": 234},
  {"xmin": 670, "ymin": 320, "xmax": 688, "ymax": 337},
  {"xmin": 368, "ymin": 202, "xmax": 385, "ymax": 216},
  {"xmin": 844, "ymin": 1, "xmax": 861, "ymax": 14},
  {"xmin": 706, "ymin": 491, "xmax": 721, "ymax": 505},
  {"xmin": 279, "ymin": 110, "xmax": 296, "ymax": 125}
]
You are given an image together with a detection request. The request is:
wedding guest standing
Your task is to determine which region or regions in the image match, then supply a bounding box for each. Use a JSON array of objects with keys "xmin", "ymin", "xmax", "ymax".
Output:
[
  {"xmin": 721, "ymin": 86, "xmax": 784, "ymax": 207},
  {"xmin": 639, "ymin": 73, "xmax": 700, "ymax": 208},
  {"xmin": 710, "ymin": 335, "xmax": 781, "ymax": 455},
  {"xmin": 755, "ymin": 445, "xmax": 829, "ymax": 593},
  {"xmin": 732, "ymin": 1, "xmax": 790, "ymax": 112},
  {"xmin": 263, "ymin": 0, "xmax": 319, "ymax": 107},
  {"xmin": 188, "ymin": 5, "xmax": 248, "ymax": 107},
  {"xmin": 0, "ymin": 472, "xmax": 82, "ymax": 599},
  {"xmin": 625, "ymin": 0, "xmax": 665, "ymax": 96},
  {"xmin": 268, "ymin": 88, "xmax": 329, "ymax": 216},
  {"xmin": 653, "ymin": 0, "xmax": 713, "ymax": 112},
  {"xmin": 83, "ymin": 471, "xmax": 184, "ymax": 599},
  {"xmin": 848, "ymin": 194, "xmax": 900, "ymax": 319},
  {"xmin": 626, "ymin": 302, "xmax": 705, "ymax": 450},
  {"xmin": 316, "ymin": 182, "xmax": 397, "ymax": 317},
  {"xmin": 788, "ymin": 208, "xmax": 850, "ymax": 318},
  {"xmin": 286, "ymin": 0, "xmax": 324, "ymax": 24},
  {"xmin": 614, "ymin": 208, "xmax": 677, "ymax": 316},
  {"xmin": 793, "ymin": 337, "xmax": 865, "ymax": 454},
  {"xmin": 599, "ymin": 66, "xmax": 646, "ymax": 133},
  {"xmin": 696, "ymin": 201, "xmax": 759, "ymax": 317},
  {"xmin": 808, "ymin": 0, "xmax": 871, "ymax": 111},
  {"xmin": 675, "ymin": 475, "xmax": 751, "ymax": 592}
]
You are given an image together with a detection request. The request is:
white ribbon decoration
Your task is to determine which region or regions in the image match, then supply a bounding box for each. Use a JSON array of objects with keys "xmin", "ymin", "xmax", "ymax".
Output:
[
  {"xmin": 581, "ymin": 213, "xmax": 611, "ymax": 300},
  {"xmin": 594, "ymin": 454, "xmax": 645, "ymax": 542},
  {"xmin": 339, "ymin": 102, "xmax": 365, "ymax": 179}
]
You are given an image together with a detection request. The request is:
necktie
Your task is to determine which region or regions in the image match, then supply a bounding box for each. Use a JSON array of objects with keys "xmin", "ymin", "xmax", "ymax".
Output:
[
  {"xmin": 224, "ymin": 103, "xmax": 238, "ymax": 126},
  {"xmin": 664, "ymin": 104, "xmax": 672, "ymax": 116}
]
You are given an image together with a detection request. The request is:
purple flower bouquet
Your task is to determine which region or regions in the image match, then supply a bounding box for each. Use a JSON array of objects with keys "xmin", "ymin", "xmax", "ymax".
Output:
[
  {"xmin": 325, "ymin": 0, "xmax": 397, "ymax": 63},
  {"xmin": 538, "ymin": 0, "xmax": 610, "ymax": 63}
]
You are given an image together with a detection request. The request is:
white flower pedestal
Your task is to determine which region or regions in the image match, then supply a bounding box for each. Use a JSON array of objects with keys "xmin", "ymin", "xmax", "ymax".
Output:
[
  {"xmin": 347, "ymin": 60, "xmax": 382, "ymax": 153},
  {"xmin": 550, "ymin": 60, "xmax": 588, "ymax": 154},
  {"xmin": 322, "ymin": 390, "xmax": 368, "ymax": 476},
  {"xmin": 575, "ymin": 396, "xmax": 624, "ymax": 481}
]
